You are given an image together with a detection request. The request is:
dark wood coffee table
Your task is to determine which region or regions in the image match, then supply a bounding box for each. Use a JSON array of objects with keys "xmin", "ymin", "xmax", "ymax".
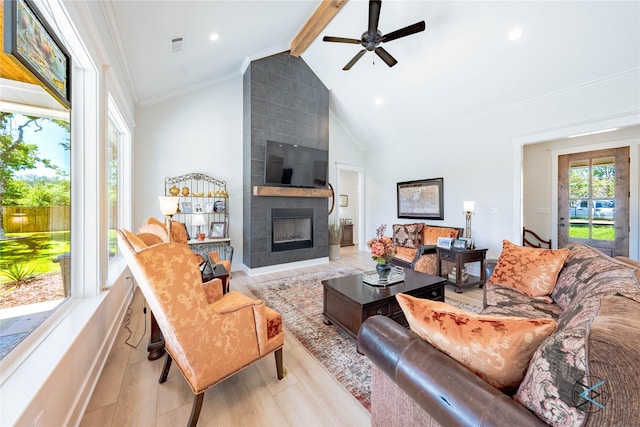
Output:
[{"xmin": 322, "ymin": 267, "xmax": 446, "ymax": 339}]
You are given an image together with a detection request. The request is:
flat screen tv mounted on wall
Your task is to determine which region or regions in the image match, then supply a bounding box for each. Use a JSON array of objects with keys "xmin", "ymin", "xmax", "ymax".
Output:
[{"xmin": 264, "ymin": 140, "xmax": 328, "ymax": 188}]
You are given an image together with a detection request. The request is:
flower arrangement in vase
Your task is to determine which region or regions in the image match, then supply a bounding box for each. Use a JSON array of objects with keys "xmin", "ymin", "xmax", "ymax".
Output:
[{"xmin": 366, "ymin": 224, "xmax": 397, "ymax": 283}]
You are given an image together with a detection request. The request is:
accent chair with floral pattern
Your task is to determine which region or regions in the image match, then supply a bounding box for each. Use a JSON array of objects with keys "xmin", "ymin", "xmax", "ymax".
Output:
[{"xmin": 117, "ymin": 229, "xmax": 284, "ymax": 427}]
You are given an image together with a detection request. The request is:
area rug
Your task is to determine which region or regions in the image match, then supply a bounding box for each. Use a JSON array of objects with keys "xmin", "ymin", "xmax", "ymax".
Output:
[{"xmin": 246, "ymin": 268, "xmax": 482, "ymax": 412}]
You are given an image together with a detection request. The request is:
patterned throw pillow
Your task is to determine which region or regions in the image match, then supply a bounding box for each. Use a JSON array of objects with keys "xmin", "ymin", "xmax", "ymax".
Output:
[
  {"xmin": 396, "ymin": 293, "xmax": 557, "ymax": 393},
  {"xmin": 422, "ymin": 226, "xmax": 459, "ymax": 245},
  {"xmin": 488, "ymin": 240, "xmax": 569, "ymax": 302},
  {"xmin": 392, "ymin": 223, "xmax": 424, "ymax": 249}
]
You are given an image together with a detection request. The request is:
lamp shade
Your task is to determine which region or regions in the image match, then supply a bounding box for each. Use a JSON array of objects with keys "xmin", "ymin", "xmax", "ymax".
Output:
[
  {"xmin": 159, "ymin": 196, "xmax": 179, "ymax": 216},
  {"xmin": 192, "ymin": 214, "xmax": 207, "ymax": 227},
  {"xmin": 463, "ymin": 200, "xmax": 475, "ymax": 212}
]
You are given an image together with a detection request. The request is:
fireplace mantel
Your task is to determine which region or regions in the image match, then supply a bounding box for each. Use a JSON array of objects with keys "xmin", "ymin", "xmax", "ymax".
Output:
[{"xmin": 253, "ymin": 186, "xmax": 333, "ymax": 198}]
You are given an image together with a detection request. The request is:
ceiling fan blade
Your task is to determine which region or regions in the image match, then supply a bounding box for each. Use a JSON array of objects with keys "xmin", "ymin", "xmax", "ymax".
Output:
[
  {"xmin": 381, "ymin": 21, "xmax": 426, "ymax": 43},
  {"xmin": 374, "ymin": 47, "xmax": 398, "ymax": 67},
  {"xmin": 323, "ymin": 36, "xmax": 362, "ymax": 44},
  {"xmin": 368, "ymin": 0, "xmax": 382, "ymax": 36},
  {"xmin": 343, "ymin": 49, "xmax": 367, "ymax": 71}
]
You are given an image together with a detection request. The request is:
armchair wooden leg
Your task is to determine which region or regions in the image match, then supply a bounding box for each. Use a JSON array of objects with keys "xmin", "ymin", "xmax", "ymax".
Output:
[
  {"xmin": 275, "ymin": 348, "xmax": 285, "ymax": 380},
  {"xmin": 159, "ymin": 353, "xmax": 172, "ymax": 384},
  {"xmin": 187, "ymin": 393, "xmax": 204, "ymax": 427}
]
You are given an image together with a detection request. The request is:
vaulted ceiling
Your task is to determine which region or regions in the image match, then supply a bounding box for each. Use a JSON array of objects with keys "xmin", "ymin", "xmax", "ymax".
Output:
[{"xmin": 5, "ymin": 1, "xmax": 640, "ymax": 149}]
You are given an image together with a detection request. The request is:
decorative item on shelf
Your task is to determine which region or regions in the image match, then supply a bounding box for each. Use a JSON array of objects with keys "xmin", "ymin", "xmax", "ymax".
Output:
[
  {"xmin": 169, "ymin": 185, "xmax": 180, "ymax": 196},
  {"xmin": 181, "ymin": 202, "xmax": 193, "ymax": 213},
  {"xmin": 192, "ymin": 192, "xmax": 205, "ymax": 197},
  {"xmin": 214, "ymin": 200, "xmax": 226, "ymax": 213},
  {"xmin": 463, "ymin": 200, "xmax": 476, "ymax": 249},
  {"xmin": 158, "ymin": 196, "xmax": 179, "ymax": 241},
  {"xmin": 192, "ymin": 214, "xmax": 207, "ymax": 240},
  {"xmin": 209, "ymin": 222, "xmax": 226, "ymax": 239},
  {"xmin": 328, "ymin": 221, "xmax": 343, "ymax": 260},
  {"xmin": 181, "ymin": 186, "xmax": 190, "ymax": 196},
  {"xmin": 367, "ymin": 224, "xmax": 397, "ymax": 284}
]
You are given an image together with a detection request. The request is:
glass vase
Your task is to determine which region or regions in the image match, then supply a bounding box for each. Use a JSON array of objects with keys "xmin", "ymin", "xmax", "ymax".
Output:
[{"xmin": 376, "ymin": 262, "xmax": 392, "ymax": 284}]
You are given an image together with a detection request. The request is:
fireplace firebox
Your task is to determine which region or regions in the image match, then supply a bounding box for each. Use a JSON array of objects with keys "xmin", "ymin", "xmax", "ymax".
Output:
[{"xmin": 272, "ymin": 208, "xmax": 314, "ymax": 252}]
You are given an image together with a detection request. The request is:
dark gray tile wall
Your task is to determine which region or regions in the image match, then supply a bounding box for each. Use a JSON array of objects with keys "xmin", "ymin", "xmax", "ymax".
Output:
[{"xmin": 243, "ymin": 52, "xmax": 330, "ymax": 269}]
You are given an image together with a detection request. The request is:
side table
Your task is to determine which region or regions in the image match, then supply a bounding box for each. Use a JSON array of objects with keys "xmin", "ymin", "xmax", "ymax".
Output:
[{"xmin": 437, "ymin": 247, "xmax": 488, "ymax": 293}]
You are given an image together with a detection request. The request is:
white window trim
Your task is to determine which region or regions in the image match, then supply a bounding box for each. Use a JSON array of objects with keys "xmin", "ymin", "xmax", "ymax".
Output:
[{"xmin": 0, "ymin": 0, "xmax": 132, "ymax": 425}]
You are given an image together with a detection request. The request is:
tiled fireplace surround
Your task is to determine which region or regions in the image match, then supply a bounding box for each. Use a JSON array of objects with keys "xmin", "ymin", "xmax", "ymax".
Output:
[{"xmin": 242, "ymin": 52, "xmax": 329, "ymax": 270}]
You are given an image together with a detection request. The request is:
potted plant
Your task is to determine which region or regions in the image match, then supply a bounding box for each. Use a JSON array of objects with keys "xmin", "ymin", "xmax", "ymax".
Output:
[{"xmin": 328, "ymin": 221, "xmax": 343, "ymax": 260}]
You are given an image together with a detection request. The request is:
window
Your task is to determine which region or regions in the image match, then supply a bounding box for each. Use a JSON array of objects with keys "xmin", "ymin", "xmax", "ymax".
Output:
[
  {"xmin": 107, "ymin": 117, "xmax": 119, "ymax": 260},
  {"xmin": 106, "ymin": 96, "xmax": 131, "ymax": 267},
  {"xmin": 0, "ymin": 108, "xmax": 71, "ymax": 359}
]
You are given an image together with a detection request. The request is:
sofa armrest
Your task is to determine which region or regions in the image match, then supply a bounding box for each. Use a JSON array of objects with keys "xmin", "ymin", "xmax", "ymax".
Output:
[
  {"xmin": 410, "ymin": 244, "xmax": 436, "ymax": 269},
  {"xmin": 358, "ymin": 316, "xmax": 546, "ymax": 427}
]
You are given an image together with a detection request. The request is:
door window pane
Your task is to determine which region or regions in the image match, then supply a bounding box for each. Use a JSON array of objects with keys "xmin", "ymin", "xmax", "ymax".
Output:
[{"xmin": 567, "ymin": 158, "xmax": 615, "ymax": 241}]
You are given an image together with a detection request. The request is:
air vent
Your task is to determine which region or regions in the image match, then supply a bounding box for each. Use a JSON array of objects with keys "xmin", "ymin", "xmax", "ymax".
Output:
[{"xmin": 171, "ymin": 37, "xmax": 184, "ymax": 53}]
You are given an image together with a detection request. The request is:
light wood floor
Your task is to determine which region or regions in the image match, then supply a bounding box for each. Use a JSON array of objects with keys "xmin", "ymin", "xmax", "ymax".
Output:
[{"xmin": 80, "ymin": 246, "xmax": 483, "ymax": 427}]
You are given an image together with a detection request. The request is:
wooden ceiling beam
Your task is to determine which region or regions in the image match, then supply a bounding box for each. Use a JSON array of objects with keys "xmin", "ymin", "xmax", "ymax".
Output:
[{"xmin": 290, "ymin": 0, "xmax": 348, "ymax": 57}]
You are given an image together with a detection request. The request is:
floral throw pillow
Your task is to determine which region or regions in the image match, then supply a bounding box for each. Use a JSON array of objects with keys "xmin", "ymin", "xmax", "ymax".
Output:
[
  {"xmin": 392, "ymin": 223, "xmax": 424, "ymax": 249},
  {"xmin": 487, "ymin": 240, "xmax": 569, "ymax": 302},
  {"xmin": 397, "ymin": 293, "xmax": 557, "ymax": 393}
]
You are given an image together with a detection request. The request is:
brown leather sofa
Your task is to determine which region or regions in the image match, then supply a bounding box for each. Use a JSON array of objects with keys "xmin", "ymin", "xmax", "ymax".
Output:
[{"xmin": 359, "ymin": 243, "xmax": 640, "ymax": 426}]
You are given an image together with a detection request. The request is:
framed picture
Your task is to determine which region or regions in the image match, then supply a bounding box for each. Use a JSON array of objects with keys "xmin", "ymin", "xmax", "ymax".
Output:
[
  {"xmin": 3, "ymin": 0, "xmax": 72, "ymax": 107},
  {"xmin": 181, "ymin": 202, "xmax": 192, "ymax": 213},
  {"xmin": 397, "ymin": 178, "xmax": 444, "ymax": 220},
  {"xmin": 437, "ymin": 237, "xmax": 452, "ymax": 249},
  {"xmin": 452, "ymin": 239, "xmax": 467, "ymax": 249},
  {"xmin": 209, "ymin": 222, "xmax": 226, "ymax": 239},
  {"xmin": 460, "ymin": 237, "xmax": 475, "ymax": 249},
  {"xmin": 339, "ymin": 194, "xmax": 348, "ymax": 207},
  {"xmin": 204, "ymin": 202, "xmax": 214, "ymax": 213}
]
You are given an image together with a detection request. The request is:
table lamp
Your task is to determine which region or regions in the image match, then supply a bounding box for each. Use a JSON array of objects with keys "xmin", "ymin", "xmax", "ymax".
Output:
[
  {"xmin": 192, "ymin": 214, "xmax": 207, "ymax": 240},
  {"xmin": 158, "ymin": 196, "xmax": 179, "ymax": 241},
  {"xmin": 463, "ymin": 200, "xmax": 475, "ymax": 239}
]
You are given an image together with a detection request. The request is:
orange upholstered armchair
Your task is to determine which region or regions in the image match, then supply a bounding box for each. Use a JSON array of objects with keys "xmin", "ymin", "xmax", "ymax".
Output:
[{"xmin": 117, "ymin": 229, "xmax": 285, "ymax": 427}]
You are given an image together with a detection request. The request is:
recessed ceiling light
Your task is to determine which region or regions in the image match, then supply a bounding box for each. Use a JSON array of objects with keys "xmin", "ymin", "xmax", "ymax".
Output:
[
  {"xmin": 374, "ymin": 97, "xmax": 383, "ymax": 105},
  {"xmin": 508, "ymin": 27, "xmax": 523, "ymax": 41},
  {"xmin": 209, "ymin": 32, "xmax": 221, "ymax": 42}
]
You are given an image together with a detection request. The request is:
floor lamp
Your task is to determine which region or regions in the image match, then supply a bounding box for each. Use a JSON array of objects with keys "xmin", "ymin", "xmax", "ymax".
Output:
[{"xmin": 158, "ymin": 196, "xmax": 179, "ymax": 242}]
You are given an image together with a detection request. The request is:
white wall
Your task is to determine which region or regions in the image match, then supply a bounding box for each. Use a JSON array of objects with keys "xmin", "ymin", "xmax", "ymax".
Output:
[
  {"xmin": 134, "ymin": 77, "xmax": 244, "ymax": 269},
  {"xmin": 328, "ymin": 109, "xmax": 367, "ymax": 245},
  {"xmin": 365, "ymin": 71, "xmax": 640, "ymax": 260}
]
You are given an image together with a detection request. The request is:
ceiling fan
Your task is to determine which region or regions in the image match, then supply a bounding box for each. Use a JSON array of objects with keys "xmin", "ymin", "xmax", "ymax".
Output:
[{"xmin": 322, "ymin": 0, "xmax": 425, "ymax": 71}]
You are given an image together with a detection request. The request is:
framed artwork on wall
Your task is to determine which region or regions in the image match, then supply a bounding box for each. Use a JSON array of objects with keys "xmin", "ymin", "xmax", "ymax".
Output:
[
  {"xmin": 397, "ymin": 178, "xmax": 444, "ymax": 220},
  {"xmin": 339, "ymin": 194, "xmax": 348, "ymax": 207},
  {"xmin": 3, "ymin": 0, "xmax": 72, "ymax": 107}
]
